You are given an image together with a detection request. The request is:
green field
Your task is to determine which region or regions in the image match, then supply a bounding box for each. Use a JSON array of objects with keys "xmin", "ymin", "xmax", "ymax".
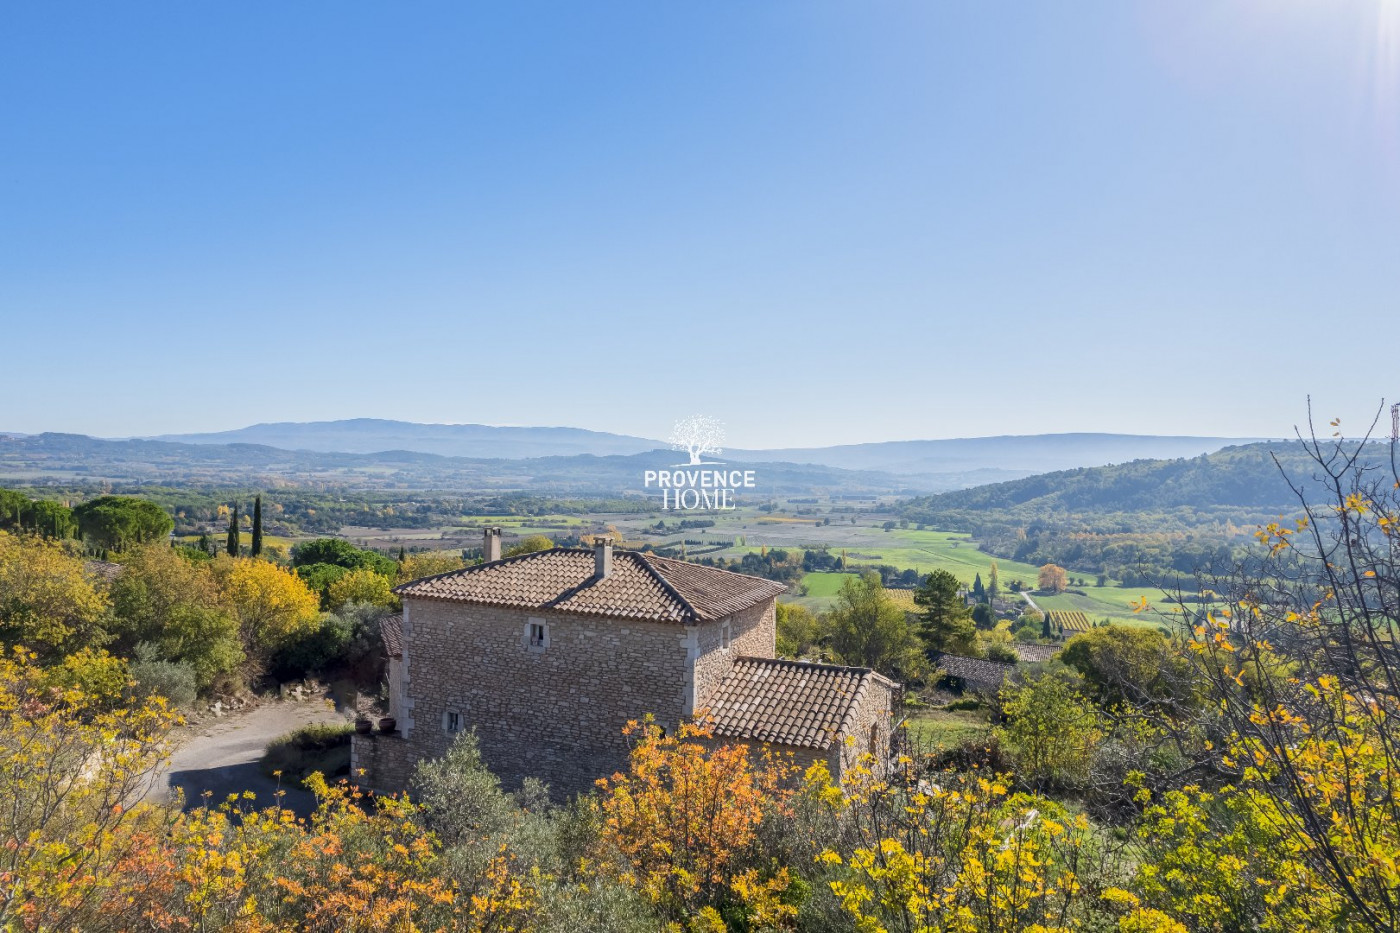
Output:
[
  {"xmin": 1033, "ymin": 587, "xmax": 1173, "ymax": 627},
  {"xmin": 802, "ymin": 572, "xmax": 858, "ymax": 597},
  {"xmin": 708, "ymin": 526, "xmax": 1048, "ymax": 587}
]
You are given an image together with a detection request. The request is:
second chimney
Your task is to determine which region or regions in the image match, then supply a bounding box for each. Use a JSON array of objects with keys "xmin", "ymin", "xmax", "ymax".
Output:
[
  {"xmin": 594, "ymin": 535, "xmax": 614, "ymax": 579},
  {"xmin": 483, "ymin": 526, "xmax": 502, "ymax": 563}
]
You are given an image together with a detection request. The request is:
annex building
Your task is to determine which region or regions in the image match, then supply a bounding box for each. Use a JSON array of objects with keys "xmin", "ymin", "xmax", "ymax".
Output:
[{"xmin": 352, "ymin": 529, "xmax": 899, "ymax": 796}]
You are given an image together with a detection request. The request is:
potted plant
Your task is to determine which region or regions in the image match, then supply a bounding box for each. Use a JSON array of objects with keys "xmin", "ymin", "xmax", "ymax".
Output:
[
  {"xmin": 378, "ymin": 716, "xmax": 397, "ymax": 734},
  {"xmin": 355, "ymin": 716, "xmax": 373, "ymax": 735}
]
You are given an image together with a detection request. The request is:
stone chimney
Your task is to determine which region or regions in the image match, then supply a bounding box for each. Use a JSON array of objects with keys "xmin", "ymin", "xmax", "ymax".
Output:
[
  {"xmin": 483, "ymin": 526, "xmax": 502, "ymax": 563},
  {"xmin": 593, "ymin": 535, "xmax": 614, "ymax": 579}
]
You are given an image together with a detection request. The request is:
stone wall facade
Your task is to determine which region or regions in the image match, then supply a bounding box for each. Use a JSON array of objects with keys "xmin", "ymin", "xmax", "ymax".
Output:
[
  {"xmin": 831, "ymin": 674, "xmax": 901, "ymax": 778},
  {"xmin": 689, "ymin": 600, "xmax": 775, "ymax": 716},
  {"xmin": 357, "ymin": 595, "xmax": 779, "ymax": 797},
  {"xmin": 351, "ymin": 732, "xmax": 416, "ymax": 794}
]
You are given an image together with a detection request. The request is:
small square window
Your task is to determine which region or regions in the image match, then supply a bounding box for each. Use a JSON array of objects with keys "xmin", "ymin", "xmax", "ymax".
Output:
[
  {"xmin": 721, "ymin": 623, "xmax": 732, "ymax": 650},
  {"xmin": 445, "ymin": 711, "xmax": 462, "ymax": 733},
  {"xmin": 524, "ymin": 618, "xmax": 549, "ymax": 652}
]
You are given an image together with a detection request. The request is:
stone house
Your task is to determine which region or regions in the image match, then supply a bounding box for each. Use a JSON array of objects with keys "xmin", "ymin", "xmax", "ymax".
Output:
[{"xmin": 353, "ymin": 530, "xmax": 900, "ymax": 796}]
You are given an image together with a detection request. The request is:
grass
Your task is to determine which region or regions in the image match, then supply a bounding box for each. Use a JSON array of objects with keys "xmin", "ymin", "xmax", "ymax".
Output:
[
  {"xmin": 904, "ymin": 708, "xmax": 992, "ymax": 752},
  {"xmin": 802, "ymin": 572, "xmax": 859, "ymax": 597},
  {"xmin": 261, "ymin": 722, "xmax": 354, "ymax": 786}
]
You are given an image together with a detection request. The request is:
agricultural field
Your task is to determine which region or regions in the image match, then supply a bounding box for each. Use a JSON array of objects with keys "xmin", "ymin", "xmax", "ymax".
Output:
[
  {"xmin": 885, "ymin": 588, "xmax": 918, "ymax": 609},
  {"xmin": 177, "ymin": 533, "xmax": 299, "ymax": 554},
  {"xmin": 1047, "ymin": 610, "xmax": 1092, "ymax": 634},
  {"xmin": 1033, "ymin": 587, "xmax": 1172, "ymax": 627},
  {"xmin": 678, "ymin": 520, "xmax": 1048, "ymax": 585},
  {"xmin": 801, "ymin": 572, "xmax": 857, "ymax": 598}
]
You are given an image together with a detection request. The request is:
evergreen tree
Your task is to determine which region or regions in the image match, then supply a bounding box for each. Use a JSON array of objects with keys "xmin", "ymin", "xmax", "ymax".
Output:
[
  {"xmin": 988, "ymin": 561, "xmax": 1000, "ymax": 603},
  {"xmin": 914, "ymin": 569, "xmax": 979, "ymax": 657},
  {"xmin": 250, "ymin": 496, "xmax": 263, "ymax": 558},
  {"xmin": 198, "ymin": 532, "xmax": 211, "ymax": 555},
  {"xmin": 1041, "ymin": 610, "xmax": 1053, "ymax": 640},
  {"xmin": 972, "ymin": 572, "xmax": 985, "ymax": 602},
  {"xmin": 226, "ymin": 505, "xmax": 240, "ymax": 557},
  {"xmin": 398, "ymin": 545, "xmax": 407, "ymax": 562}
]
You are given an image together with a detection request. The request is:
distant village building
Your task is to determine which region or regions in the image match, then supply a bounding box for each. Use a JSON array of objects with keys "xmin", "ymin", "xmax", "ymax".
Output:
[{"xmin": 353, "ymin": 529, "xmax": 900, "ymax": 796}]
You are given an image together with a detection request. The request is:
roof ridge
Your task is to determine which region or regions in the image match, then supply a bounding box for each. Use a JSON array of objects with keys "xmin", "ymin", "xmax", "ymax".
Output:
[
  {"xmin": 734, "ymin": 654, "xmax": 876, "ymax": 677},
  {"xmin": 933, "ymin": 651, "xmax": 1015, "ymax": 668},
  {"xmin": 630, "ymin": 551, "xmax": 700, "ymax": 622}
]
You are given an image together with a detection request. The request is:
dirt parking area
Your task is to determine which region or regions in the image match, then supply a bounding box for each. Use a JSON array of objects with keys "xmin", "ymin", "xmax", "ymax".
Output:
[{"xmin": 150, "ymin": 696, "xmax": 349, "ymax": 816}]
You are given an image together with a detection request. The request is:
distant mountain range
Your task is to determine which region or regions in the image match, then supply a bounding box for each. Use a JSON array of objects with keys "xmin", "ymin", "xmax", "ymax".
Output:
[
  {"xmin": 153, "ymin": 419, "xmax": 661, "ymax": 460},
  {"xmin": 144, "ymin": 419, "xmax": 1265, "ymax": 482},
  {"xmin": 0, "ymin": 433, "xmax": 925, "ymax": 497},
  {"xmin": 732, "ymin": 433, "xmax": 1269, "ymax": 476}
]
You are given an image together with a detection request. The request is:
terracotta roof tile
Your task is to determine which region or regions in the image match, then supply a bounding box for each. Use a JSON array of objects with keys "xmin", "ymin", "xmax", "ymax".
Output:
[
  {"xmin": 704, "ymin": 657, "xmax": 896, "ymax": 750},
  {"xmin": 394, "ymin": 549, "xmax": 787, "ymax": 624},
  {"xmin": 1011, "ymin": 643, "xmax": 1060, "ymax": 663},
  {"xmin": 382, "ymin": 614, "xmax": 403, "ymax": 659},
  {"xmin": 934, "ymin": 653, "xmax": 1015, "ymax": 689}
]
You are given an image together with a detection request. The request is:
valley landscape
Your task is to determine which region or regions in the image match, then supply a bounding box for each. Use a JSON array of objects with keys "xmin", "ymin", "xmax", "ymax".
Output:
[{"xmin": 4, "ymin": 3, "xmax": 1397, "ymax": 930}]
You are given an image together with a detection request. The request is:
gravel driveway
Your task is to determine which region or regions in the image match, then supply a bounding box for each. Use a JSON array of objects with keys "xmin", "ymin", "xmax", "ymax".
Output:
[{"xmin": 150, "ymin": 697, "xmax": 349, "ymax": 816}]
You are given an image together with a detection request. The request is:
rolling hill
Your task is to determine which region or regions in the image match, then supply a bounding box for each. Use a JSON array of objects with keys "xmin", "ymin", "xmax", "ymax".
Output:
[{"xmin": 149, "ymin": 420, "xmax": 1263, "ymax": 483}]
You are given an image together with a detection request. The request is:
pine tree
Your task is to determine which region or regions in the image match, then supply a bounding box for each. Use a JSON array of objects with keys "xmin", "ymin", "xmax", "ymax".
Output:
[
  {"xmin": 914, "ymin": 569, "xmax": 979, "ymax": 657},
  {"xmin": 226, "ymin": 505, "xmax": 240, "ymax": 557},
  {"xmin": 251, "ymin": 495, "xmax": 263, "ymax": 558}
]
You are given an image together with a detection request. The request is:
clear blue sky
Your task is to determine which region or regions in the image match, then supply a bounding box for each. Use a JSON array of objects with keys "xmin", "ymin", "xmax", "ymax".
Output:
[{"xmin": 2, "ymin": 2, "xmax": 1397, "ymax": 448}]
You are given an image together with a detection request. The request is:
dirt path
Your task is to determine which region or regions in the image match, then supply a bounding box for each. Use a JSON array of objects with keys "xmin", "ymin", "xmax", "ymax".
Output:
[{"xmin": 150, "ymin": 697, "xmax": 348, "ymax": 816}]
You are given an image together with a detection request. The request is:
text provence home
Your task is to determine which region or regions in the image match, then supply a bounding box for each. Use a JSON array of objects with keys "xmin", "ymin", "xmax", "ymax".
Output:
[{"xmin": 643, "ymin": 469, "xmax": 757, "ymax": 510}]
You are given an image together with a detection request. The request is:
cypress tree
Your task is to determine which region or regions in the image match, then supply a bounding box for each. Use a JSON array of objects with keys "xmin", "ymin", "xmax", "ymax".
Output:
[
  {"xmin": 1041, "ymin": 611, "xmax": 1053, "ymax": 640},
  {"xmin": 251, "ymin": 496, "xmax": 263, "ymax": 558},
  {"xmin": 397, "ymin": 545, "xmax": 407, "ymax": 562},
  {"xmin": 226, "ymin": 505, "xmax": 240, "ymax": 557}
]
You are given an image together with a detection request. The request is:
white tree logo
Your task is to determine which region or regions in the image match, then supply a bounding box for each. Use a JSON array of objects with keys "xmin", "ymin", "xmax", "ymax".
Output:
[{"xmin": 669, "ymin": 415, "xmax": 725, "ymax": 465}]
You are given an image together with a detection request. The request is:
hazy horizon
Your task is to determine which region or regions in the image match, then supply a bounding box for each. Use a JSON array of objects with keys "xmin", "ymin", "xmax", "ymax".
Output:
[{"xmin": 2, "ymin": 415, "xmax": 1286, "ymax": 450}]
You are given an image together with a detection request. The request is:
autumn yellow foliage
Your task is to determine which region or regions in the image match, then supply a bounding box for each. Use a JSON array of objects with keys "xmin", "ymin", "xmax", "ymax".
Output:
[
  {"xmin": 210, "ymin": 555, "xmax": 320, "ymax": 655},
  {"xmin": 595, "ymin": 717, "xmax": 800, "ymax": 927},
  {"xmin": 0, "ymin": 530, "xmax": 109, "ymax": 657}
]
